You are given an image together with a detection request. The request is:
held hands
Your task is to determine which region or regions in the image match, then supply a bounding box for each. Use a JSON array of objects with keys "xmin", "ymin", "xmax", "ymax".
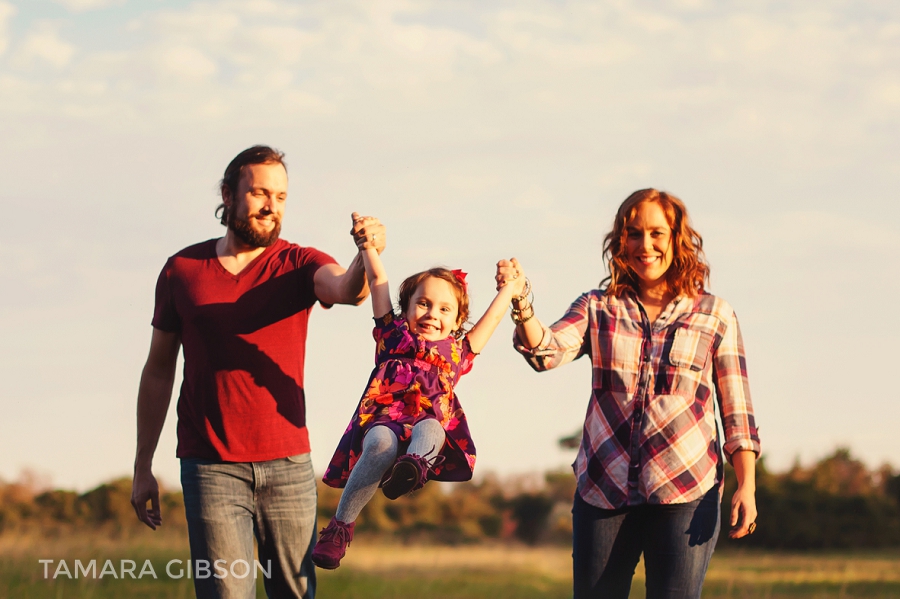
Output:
[
  {"xmin": 131, "ymin": 469, "xmax": 162, "ymax": 530},
  {"xmin": 495, "ymin": 258, "xmax": 527, "ymax": 297},
  {"xmin": 351, "ymin": 212, "xmax": 386, "ymax": 254}
]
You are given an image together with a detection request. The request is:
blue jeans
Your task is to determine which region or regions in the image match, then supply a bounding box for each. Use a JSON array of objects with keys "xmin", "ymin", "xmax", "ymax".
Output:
[
  {"xmin": 181, "ymin": 454, "xmax": 318, "ymax": 599},
  {"xmin": 572, "ymin": 486, "xmax": 720, "ymax": 599}
]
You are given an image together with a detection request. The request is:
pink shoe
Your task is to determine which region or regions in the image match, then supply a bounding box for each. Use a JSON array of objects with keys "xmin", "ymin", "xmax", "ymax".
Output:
[
  {"xmin": 311, "ymin": 517, "xmax": 355, "ymax": 569},
  {"xmin": 381, "ymin": 452, "xmax": 446, "ymax": 500}
]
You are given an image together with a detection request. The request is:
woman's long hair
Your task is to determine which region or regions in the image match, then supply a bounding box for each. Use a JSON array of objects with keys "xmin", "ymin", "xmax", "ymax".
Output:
[{"xmin": 601, "ymin": 189, "xmax": 709, "ymax": 298}]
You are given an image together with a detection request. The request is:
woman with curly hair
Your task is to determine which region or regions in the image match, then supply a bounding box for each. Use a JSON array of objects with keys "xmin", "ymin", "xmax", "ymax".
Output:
[{"xmin": 498, "ymin": 189, "xmax": 760, "ymax": 599}]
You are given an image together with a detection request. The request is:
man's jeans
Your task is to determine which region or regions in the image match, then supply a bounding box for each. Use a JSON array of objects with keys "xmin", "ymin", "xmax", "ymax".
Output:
[
  {"xmin": 572, "ymin": 486, "xmax": 720, "ymax": 599},
  {"xmin": 181, "ymin": 454, "xmax": 318, "ymax": 599}
]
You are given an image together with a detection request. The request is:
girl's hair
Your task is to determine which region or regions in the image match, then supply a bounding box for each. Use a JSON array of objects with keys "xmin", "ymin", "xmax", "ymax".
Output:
[
  {"xmin": 601, "ymin": 188, "xmax": 710, "ymax": 298},
  {"xmin": 397, "ymin": 268, "xmax": 470, "ymax": 339}
]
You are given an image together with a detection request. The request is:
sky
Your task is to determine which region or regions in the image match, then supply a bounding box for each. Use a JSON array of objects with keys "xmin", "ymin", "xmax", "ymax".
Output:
[{"xmin": 0, "ymin": 0, "xmax": 898, "ymax": 492}]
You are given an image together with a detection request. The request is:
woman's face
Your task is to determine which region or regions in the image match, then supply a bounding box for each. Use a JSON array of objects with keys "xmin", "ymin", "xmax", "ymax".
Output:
[{"xmin": 625, "ymin": 201, "xmax": 674, "ymax": 291}]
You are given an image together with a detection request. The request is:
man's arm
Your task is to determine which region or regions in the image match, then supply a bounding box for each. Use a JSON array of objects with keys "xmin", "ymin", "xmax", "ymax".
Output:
[
  {"xmin": 131, "ymin": 327, "xmax": 181, "ymax": 530},
  {"xmin": 313, "ymin": 257, "xmax": 368, "ymax": 307},
  {"xmin": 313, "ymin": 214, "xmax": 387, "ymax": 306}
]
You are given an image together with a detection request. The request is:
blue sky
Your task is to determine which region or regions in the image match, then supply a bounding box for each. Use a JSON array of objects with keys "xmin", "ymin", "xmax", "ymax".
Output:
[{"xmin": 1, "ymin": 0, "xmax": 898, "ymax": 491}]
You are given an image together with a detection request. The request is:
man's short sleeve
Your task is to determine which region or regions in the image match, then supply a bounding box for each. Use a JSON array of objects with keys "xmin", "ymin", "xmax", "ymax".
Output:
[
  {"xmin": 151, "ymin": 260, "xmax": 181, "ymax": 332},
  {"xmin": 295, "ymin": 246, "xmax": 338, "ymax": 309}
]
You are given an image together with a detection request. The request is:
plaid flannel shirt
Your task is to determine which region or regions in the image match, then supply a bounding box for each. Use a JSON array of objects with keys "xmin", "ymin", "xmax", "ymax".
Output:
[{"xmin": 515, "ymin": 290, "xmax": 760, "ymax": 509}]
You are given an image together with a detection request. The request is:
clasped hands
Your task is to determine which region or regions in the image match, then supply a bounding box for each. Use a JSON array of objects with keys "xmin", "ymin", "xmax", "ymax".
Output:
[
  {"xmin": 495, "ymin": 257, "xmax": 527, "ymax": 297},
  {"xmin": 350, "ymin": 212, "xmax": 386, "ymax": 253}
]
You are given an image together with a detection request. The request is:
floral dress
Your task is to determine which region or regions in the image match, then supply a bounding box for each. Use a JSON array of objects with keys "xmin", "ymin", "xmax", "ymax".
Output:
[{"xmin": 322, "ymin": 312, "xmax": 477, "ymax": 488}]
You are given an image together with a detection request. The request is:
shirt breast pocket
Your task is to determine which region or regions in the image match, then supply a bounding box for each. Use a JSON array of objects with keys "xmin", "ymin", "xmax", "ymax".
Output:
[{"xmin": 668, "ymin": 327, "xmax": 715, "ymax": 372}]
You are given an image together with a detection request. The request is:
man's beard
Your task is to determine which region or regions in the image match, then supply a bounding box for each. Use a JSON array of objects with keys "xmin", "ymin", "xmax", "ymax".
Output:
[{"xmin": 228, "ymin": 209, "xmax": 281, "ymax": 248}]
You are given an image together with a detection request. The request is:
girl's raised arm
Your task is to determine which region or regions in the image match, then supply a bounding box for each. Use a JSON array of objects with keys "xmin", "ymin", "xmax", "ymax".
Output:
[
  {"xmin": 352, "ymin": 212, "xmax": 392, "ymax": 317},
  {"xmin": 466, "ymin": 259, "xmax": 527, "ymax": 354}
]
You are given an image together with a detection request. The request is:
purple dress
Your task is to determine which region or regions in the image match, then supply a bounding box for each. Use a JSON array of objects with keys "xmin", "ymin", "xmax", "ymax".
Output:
[{"xmin": 322, "ymin": 312, "xmax": 477, "ymax": 488}]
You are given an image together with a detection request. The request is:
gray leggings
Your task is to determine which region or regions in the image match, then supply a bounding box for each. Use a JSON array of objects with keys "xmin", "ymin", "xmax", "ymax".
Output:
[{"xmin": 334, "ymin": 419, "xmax": 445, "ymax": 523}]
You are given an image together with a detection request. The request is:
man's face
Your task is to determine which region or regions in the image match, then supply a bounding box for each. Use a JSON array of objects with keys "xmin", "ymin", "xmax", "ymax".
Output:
[{"xmin": 226, "ymin": 162, "xmax": 288, "ymax": 248}]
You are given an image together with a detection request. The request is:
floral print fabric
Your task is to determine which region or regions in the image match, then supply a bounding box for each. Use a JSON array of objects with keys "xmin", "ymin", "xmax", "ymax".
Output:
[{"xmin": 322, "ymin": 312, "xmax": 477, "ymax": 488}]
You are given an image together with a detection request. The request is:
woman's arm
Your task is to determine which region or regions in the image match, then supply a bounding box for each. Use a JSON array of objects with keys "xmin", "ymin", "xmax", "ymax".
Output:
[
  {"xmin": 497, "ymin": 258, "xmax": 544, "ymax": 348},
  {"xmin": 729, "ymin": 449, "xmax": 758, "ymax": 539},
  {"xmin": 496, "ymin": 258, "xmax": 590, "ymax": 371},
  {"xmin": 713, "ymin": 305, "xmax": 761, "ymax": 458},
  {"xmin": 466, "ymin": 268, "xmax": 527, "ymax": 354},
  {"xmin": 712, "ymin": 303, "xmax": 761, "ymax": 539}
]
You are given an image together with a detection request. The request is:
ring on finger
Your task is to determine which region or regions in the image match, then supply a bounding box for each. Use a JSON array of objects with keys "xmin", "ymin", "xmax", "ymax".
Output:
[{"xmin": 748, "ymin": 522, "xmax": 757, "ymax": 534}]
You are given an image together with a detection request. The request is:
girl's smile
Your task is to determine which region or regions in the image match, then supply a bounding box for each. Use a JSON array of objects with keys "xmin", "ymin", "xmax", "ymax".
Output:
[{"xmin": 405, "ymin": 276, "xmax": 460, "ymax": 341}]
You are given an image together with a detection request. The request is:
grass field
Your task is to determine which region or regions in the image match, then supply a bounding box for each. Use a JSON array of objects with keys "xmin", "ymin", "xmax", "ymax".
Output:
[{"xmin": 2, "ymin": 533, "xmax": 898, "ymax": 598}]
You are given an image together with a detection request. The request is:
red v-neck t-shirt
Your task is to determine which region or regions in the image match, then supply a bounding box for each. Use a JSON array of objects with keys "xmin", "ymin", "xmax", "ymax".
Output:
[{"xmin": 152, "ymin": 238, "xmax": 337, "ymax": 461}]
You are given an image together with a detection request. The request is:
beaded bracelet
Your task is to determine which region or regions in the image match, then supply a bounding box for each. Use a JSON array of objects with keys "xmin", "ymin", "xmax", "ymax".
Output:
[
  {"xmin": 511, "ymin": 278, "xmax": 532, "ymax": 306},
  {"xmin": 511, "ymin": 304, "xmax": 535, "ymax": 325},
  {"xmin": 512, "ymin": 310, "xmax": 535, "ymax": 325}
]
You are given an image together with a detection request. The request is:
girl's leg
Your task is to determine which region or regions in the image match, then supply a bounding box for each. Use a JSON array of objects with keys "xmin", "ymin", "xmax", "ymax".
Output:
[
  {"xmin": 334, "ymin": 426, "xmax": 399, "ymax": 523},
  {"xmin": 381, "ymin": 419, "xmax": 446, "ymax": 500},
  {"xmin": 572, "ymin": 491, "xmax": 643, "ymax": 599},
  {"xmin": 406, "ymin": 418, "xmax": 446, "ymax": 457}
]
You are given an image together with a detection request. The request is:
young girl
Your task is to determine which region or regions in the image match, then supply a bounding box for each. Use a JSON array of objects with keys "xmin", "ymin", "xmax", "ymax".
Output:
[{"xmin": 311, "ymin": 213, "xmax": 525, "ymax": 570}]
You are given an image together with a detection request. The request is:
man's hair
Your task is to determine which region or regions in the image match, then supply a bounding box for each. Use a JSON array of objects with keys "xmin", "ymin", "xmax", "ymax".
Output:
[
  {"xmin": 397, "ymin": 268, "xmax": 470, "ymax": 339},
  {"xmin": 602, "ymin": 188, "xmax": 710, "ymax": 298},
  {"xmin": 216, "ymin": 145, "xmax": 287, "ymax": 226}
]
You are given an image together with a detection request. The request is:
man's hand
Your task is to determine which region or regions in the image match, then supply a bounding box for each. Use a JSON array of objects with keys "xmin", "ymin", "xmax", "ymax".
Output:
[
  {"xmin": 351, "ymin": 212, "xmax": 386, "ymax": 253},
  {"xmin": 131, "ymin": 468, "xmax": 162, "ymax": 530}
]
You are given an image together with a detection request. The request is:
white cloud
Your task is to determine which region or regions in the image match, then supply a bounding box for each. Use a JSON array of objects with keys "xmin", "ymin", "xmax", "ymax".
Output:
[
  {"xmin": 1, "ymin": 0, "xmax": 891, "ymax": 137},
  {"xmin": 772, "ymin": 211, "xmax": 900, "ymax": 253},
  {"xmin": 53, "ymin": 0, "xmax": 126, "ymax": 13},
  {"xmin": 151, "ymin": 45, "xmax": 218, "ymax": 82},
  {"xmin": 702, "ymin": 211, "xmax": 900, "ymax": 261},
  {"xmin": 14, "ymin": 22, "xmax": 76, "ymax": 68},
  {"xmin": 0, "ymin": 1, "xmax": 16, "ymax": 56}
]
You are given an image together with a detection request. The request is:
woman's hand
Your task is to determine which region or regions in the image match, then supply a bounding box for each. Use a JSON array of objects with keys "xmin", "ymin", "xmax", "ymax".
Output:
[
  {"xmin": 729, "ymin": 485, "xmax": 758, "ymax": 539},
  {"xmin": 496, "ymin": 258, "xmax": 526, "ymax": 297},
  {"xmin": 350, "ymin": 212, "xmax": 386, "ymax": 253}
]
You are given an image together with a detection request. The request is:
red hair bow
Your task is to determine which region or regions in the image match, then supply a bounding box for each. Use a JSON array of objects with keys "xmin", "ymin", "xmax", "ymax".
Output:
[{"xmin": 450, "ymin": 269, "xmax": 468, "ymax": 292}]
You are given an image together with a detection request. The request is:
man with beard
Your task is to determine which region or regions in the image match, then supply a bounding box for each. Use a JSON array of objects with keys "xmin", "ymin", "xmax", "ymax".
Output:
[{"xmin": 130, "ymin": 146, "xmax": 384, "ymax": 599}]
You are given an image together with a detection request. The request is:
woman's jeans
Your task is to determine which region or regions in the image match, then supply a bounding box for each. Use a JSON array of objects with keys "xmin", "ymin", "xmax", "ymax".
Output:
[
  {"xmin": 181, "ymin": 454, "xmax": 318, "ymax": 599},
  {"xmin": 572, "ymin": 486, "xmax": 721, "ymax": 599}
]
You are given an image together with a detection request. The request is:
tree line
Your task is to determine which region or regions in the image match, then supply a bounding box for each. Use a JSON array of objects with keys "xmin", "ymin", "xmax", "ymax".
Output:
[{"xmin": 2, "ymin": 448, "xmax": 899, "ymax": 549}]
